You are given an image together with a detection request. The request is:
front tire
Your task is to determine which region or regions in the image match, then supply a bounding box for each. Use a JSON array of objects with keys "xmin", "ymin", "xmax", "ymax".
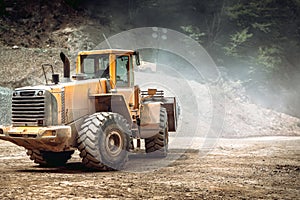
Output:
[
  {"xmin": 77, "ymin": 112, "xmax": 130, "ymax": 171},
  {"xmin": 26, "ymin": 149, "xmax": 74, "ymax": 167}
]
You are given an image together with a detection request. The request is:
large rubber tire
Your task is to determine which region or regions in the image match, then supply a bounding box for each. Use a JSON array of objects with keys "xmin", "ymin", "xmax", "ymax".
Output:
[
  {"xmin": 77, "ymin": 112, "xmax": 131, "ymax": 171},
  {"xmin": 26, "ymin": 149, "xmax": 74, "ymax": 167},
  {"xmin": 145, "ymin": 107, "xmax": 169, "ymax": 157}
]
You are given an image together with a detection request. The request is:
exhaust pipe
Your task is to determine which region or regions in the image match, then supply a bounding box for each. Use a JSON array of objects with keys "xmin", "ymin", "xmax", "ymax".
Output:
[{"xmin": 60, "ymin": 52, "xmax": 70, "ymax": 80}]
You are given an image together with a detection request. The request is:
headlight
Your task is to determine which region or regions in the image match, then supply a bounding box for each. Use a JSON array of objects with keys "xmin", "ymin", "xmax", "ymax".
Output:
[{"xmin": 37, "ymin": 90, "xmax": 44, "ymax": 96}]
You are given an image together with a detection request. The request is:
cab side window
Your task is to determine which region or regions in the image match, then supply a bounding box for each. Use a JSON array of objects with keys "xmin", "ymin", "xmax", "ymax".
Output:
[{"xmin": 116, "ymin": 56, "xmax": 129, "ymax": 87}]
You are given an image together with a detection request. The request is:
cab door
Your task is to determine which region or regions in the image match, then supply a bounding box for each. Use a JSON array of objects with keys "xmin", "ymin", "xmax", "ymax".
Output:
[{"xmin": 114, "ymin": 54, "xmax": 136, "ymax": 111}]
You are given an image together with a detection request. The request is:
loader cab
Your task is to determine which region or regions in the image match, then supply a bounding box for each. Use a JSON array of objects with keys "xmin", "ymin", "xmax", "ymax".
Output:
[{"xmin": 76, "ymin": 49, "xmax": 138, "ymax": 89}]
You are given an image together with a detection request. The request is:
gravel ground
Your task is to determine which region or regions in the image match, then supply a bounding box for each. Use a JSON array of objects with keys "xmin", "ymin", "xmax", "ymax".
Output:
[{"xmin": 0, "ymin": 137, "xmax": 299, "ymax": 200}]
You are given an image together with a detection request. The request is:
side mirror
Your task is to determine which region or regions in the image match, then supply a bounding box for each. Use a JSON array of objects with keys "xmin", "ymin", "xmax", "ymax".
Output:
[{"xmin": 134, "ymin": 51, "xmax": 140, "ymax": 66}]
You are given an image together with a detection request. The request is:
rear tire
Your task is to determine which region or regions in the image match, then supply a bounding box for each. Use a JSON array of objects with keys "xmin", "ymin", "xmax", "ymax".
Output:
[
  {"xmin": 26, "ymin": 149, "xmax": 74, "ymax": 167},
  {"xmin": 77, "ymin": 112, "xmax": 130, "ymax": 171},
  {"xmin": 145, "ymin": 107, "xmax": 169, "ymax": 157}
]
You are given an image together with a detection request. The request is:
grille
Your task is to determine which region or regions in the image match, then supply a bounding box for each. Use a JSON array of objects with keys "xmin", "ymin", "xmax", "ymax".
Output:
[{"xmin": 12, "ymin": 90, "xmax": 45, "ymax": 126}]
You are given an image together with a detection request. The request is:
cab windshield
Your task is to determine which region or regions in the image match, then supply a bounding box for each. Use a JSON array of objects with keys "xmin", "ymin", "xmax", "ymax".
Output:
[{"xmin": 80, "ymin": 54, "xmax": 110, "ymax": 79}]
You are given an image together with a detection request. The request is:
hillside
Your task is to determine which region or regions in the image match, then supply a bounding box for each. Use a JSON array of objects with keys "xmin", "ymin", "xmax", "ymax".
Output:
[{"xmin": 0, "ymin": 0, "xmax": 300, "ymax": 138}]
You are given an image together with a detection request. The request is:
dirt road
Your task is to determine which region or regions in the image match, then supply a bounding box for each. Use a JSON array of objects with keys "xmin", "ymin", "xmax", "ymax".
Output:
[{"xmin": 0, "ymin": 137, "xmax": 299, "ymax": 199}]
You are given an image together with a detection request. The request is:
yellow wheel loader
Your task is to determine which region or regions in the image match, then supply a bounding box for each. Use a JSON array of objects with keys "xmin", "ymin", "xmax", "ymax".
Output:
[{"xmin": 0, "ymin": 49, "xmax": 177, "ymax": 170}]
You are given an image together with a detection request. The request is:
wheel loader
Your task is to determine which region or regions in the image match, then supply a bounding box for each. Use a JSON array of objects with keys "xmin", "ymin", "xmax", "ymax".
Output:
[{"xmin": 0, "ymin": 49, "xmax": 177, "ymax": 170}]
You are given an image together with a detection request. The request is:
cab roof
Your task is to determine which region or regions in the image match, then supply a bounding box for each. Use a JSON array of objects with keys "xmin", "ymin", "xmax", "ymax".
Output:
[{"xmin": 78, "ymin": 49, "xmax": 135, "ymax": 56}]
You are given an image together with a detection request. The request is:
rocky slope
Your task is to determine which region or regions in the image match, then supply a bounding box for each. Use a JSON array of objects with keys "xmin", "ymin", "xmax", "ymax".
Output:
[{"xmin": 0, "ymin": 1, "xmax": 299, "ymax": 138}]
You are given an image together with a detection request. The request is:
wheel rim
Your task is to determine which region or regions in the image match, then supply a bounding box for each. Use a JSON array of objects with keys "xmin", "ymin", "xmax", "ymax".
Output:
[{"xmin": 105, "ymin": 130, "xmax": 123, "ymax": 157}]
